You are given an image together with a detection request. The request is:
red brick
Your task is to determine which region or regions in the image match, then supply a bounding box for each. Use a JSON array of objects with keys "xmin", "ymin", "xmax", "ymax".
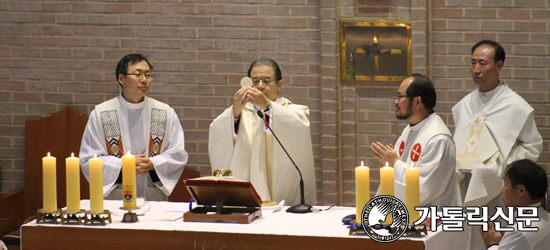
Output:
[
  {"xmin": 104, "ymin": 4, "xmax": 133, "ymax": 13},
  {"xmin": 515, "ymin": 0, "xmax": 546, "ymax": 7},
  {"xmin": 227, "ymin": 5, "xmax": 258, "ymax": 15},
  {"xmin": 498, "ymin": 9, "xmax": 530, "ymax": 19},
  {"xmin": 134, "ymin": 4, "xmax": 165, "ymax": 14},
  {"xmin": 71, "ymin": 3, "xmax": 104, "ymax": 13},
  {"xmin": 514, "ymin": 22, "xmax": 546, "ymax": 32},
  {"xmin": 197, "ymin": 5, "xmax": 226, "ymax": 14},
  {"xmin": 480, "ymin": 0, "xmax": 513, "ymax": 7},
  {"xmin": 88, "ymin": 15, "xmax": 120, "ymax": 25},
  {"xmin": 480, "ymin": 21, "xmax": 513, "ymax": 31},
  {"xmin": 464, "ymin": 9, "xmax": 496, "ymax": 19},
  {"xmin": 433, "ymin": 8, "xmax": 463, "ymax": 18},
  {"xmin": 41, "ymin": 3, "xmax": 71, "ymax": 12},
  {"xmin": 532, "ymin": 10, "xmax": 550, "ymax": 20},
  {"xmin": 0, "ymin": 103, "xmax": 26, "ymax": 114},
  {"xmin": 56, "ymin": 14, "xmax": 87, "ymax": 24},
  {"xmin": 183, "ymin": 40, "xmax": 214, "ymax": 50},
  {"xmin": 516, "ymin": 45, "xmax": 547, "ymax": 56},
  {"xmin": 164, "ymin": 4, "xmax": 196, "ymax": 14},
  {"xmin": 465, "ymin": 32, "xmax": 496, "ymax": 43}
]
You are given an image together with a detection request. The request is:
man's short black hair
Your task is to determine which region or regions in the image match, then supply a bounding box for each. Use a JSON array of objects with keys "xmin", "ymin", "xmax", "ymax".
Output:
[
  {"xmin": 505, "ymin": 159, "xmax": 548, "ymax": 200},
  {"xmin": 247, "ymin": 58, "xmax": 282, "ymax": 81},
  {"xmin": 471, "ymin": 40, "xmax": 506, "ymax": 64},
  {"xmin": 115, "ymin": 53, "xmax": 153, "ymax": 87},
  {"xmin": 405, "ymin": 74, "xmax": 437, "ymax": 111}
]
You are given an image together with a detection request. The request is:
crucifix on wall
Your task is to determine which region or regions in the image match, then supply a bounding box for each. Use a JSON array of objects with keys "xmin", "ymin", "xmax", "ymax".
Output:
[
  {"xmin": 340, "ymin": 21, "xmax": 411, "ymax": 82},
  {"xmin": 352, "ymin": 31, "xmax": 402, "ymax": 72}
]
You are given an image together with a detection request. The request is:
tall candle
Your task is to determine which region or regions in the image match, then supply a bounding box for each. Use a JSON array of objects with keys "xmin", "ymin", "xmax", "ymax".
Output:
[
  {"xmin": 406, "ymin": 162, "xmax": 420, "ymax": 224},
  {"xmin": 66, "ymin": 153, "xmax": 80, "ymax": 212},
  {"xmin": 122, "ymin": 151, "xmax": 137, "ymax": 209},
  {"xmin": 89, "ymin": 154, "xmax": 104, "ymax": 213},
  {"xmin": 355, "ymin": 161, "xmax": 370, "ymax": 224},
  {"xmin": 42, "ymin": 152, "xmax": 57, "ymax": 212},
  {"xmin": 380, "ymin": 162, "xmax": 394, "ymax": 224},
  {"xmin": 380, "ymin": 162, "xmax": 394, "ymax": 196}
]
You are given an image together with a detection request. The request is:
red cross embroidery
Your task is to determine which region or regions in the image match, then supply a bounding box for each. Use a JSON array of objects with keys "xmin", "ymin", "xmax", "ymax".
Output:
[
  {"xmin": 410, "ymin": 143, "xmax": 422, "ymax": 162},
  {"xmin": 399, "ymin": 141, "xmax": 405, "ymax": 157}
]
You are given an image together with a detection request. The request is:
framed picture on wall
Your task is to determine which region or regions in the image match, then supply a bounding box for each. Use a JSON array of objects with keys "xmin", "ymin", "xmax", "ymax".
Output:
[{"xmin": 339, "ymin": 20, "xmax": 412, "ymax": 83}]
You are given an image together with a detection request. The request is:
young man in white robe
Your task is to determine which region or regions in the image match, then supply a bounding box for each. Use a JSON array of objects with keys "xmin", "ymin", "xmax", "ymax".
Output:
[
  {"xmin": 208, "ymin": 58, "xmax": 316, "ymax": 206},
  {"xmin": 480, "ymin": 159, "xmax": 550, "ymax": 250},
  {"xmin": 371, "ymin": 74, "xmax": 458, "ymax": 208},
  {"xmin": 80, "ymin": 54, "xmax": 188, "ymax": 201},
  {"xmin": 453, "ymin": 40, "xmax": 542, "ymax": 249}
]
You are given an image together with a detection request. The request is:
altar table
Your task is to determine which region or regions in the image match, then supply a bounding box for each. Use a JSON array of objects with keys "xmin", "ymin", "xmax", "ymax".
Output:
[{"xmin": 21, "ymin": 200, "xmax": 471, "ymax": 250}]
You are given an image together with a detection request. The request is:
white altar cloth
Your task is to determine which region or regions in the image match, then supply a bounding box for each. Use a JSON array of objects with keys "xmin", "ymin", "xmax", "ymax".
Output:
[{"xmin": 21, "ymin": 200, "xmax": 471, "ymax": 250}]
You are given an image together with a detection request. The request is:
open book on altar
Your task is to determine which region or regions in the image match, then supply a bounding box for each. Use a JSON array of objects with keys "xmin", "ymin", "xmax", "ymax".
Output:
[{"xmin": 184, "ymin": 176, "xmax": 262, "ymax": 207}]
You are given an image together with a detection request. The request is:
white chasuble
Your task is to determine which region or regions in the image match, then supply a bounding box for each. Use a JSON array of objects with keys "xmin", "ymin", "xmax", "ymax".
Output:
[
  {"xmin": 452, "ymin": 82, "xmax": 542, "ymax": 207},
  {"xmin": 390, "ymin": 113, "xmax": 458, "ymax": 207},
  {"xmin": 80, "ymin": 94, "xmax": 188, "ymax": 201},
  {"xmin": 208, "ymin": 97, "xmax": 317, "ymax": 206}
]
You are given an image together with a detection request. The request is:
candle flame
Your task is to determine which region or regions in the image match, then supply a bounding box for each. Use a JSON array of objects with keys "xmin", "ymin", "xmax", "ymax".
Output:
[
  {"xmin": 127, "ymin": 151, "xmax": 131, "ymax": 155},
  {"xmin": 47, "ymin": 152, "xmax": 50, "ymax": 157},
  {"xmin": 385, "ymin": 162, "xmax": 389, "ymax": 168},
  {"xmin": 94, "ymin": 154, "xmax": 97, "ymax": 159},
  {"xmin": 71, "ymin": 152, "xmax": 74, "ymax": 157},
  {"xmin": 410, "ymin": 162, "xmax": 414, "ymax": 169},
  {"xmin": 361, "ymin": 161, "xmax": 364, "ymax": 167}
]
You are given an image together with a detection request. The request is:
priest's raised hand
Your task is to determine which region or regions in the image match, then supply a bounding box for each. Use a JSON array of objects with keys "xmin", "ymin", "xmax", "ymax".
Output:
[
  {"xmin": 232, "ymin": 86, "xmax": 251, "ymax": 118},
  {"xmin": 371, "ymin": 142, "xmax": 399, "ymax": 167}
]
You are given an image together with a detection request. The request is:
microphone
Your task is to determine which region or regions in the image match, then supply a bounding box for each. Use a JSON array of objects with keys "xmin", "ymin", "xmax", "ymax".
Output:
[{"xmin": 257, "ymin": 109, "xmax": 312, "ymax": 213}]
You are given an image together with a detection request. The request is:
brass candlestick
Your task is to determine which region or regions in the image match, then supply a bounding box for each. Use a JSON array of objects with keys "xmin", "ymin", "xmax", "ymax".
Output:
[
  {"xmin": 83, "ymin": 210, "xmax": 112, "ymax": 226},
  {"xmin": 36, "ymin": 209, "xmax": 62, "ymax": 224},
  {"xmin": 60, "ymin": 209, "xmax": 86, "ymax": 225}
]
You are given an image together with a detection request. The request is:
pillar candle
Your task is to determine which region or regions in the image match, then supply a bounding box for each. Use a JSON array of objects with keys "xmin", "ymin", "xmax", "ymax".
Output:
[
  {"xmin": 89, "ymin": 154, "xmax": 104, "ymax": 213},
  {"xmin": 380, "ymin": 162, "xmax": 394, "ymax": 225},
  {"xmin": 380, "ymin": 162, "xmax": 394, "ymax": 196},
  {"xmin": 406, "ymin": 162, "xmax": 420, "ymax": 224},
  {"xmin": 355, "ymin": 161, "xmax": 370, "ymax": 224},
  {"xmin": 42, "ymin": 153, "xmax": 57, "ymax": 212},
  {"xmin": 122, "ymin": 151, "xmax": 137, "ymax": 209},
  {"xmin": 66, "ymin": 153, "xmax": 80, "ymax": 212}
]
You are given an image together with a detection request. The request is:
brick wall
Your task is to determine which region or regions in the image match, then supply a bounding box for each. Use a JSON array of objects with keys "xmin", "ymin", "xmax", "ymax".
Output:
[
  {"xmin": 0, "ymin": 0, "xmax": 324, "ymax": 202},
  {"xmin": 0, "ymin": 0, "xmax": 548, "ymax": 206}
]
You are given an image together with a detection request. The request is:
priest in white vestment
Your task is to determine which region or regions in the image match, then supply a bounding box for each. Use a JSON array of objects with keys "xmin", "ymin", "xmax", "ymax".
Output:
[
  {"xmin": 372, "ymin": 74, "xmax": 458, "ymax": 208},
  {"xmin": 480, "ymin": 159, "xmax": 550, "ymax": 250},
  {"xmin": 209, "ymin": 58, "xmax": 316, "ymax": 206},
  {"xmin": 453, "ymin": 40, "xmax": 542, "ymax": 208},
  {"xmin": 80, "ymin": 54, "xmax": 188, "ymax": 201},
  {"xmin": 453, "ymin": 40, "xmax": 542, "ymax": 250}
]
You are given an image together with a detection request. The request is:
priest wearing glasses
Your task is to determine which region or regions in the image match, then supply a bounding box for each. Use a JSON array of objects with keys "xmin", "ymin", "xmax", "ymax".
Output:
[
  {"xmin": 208, "ymin": 58, "xmax": 316, "ymax": 206},
  {"xmin": 80, "ymin": 53, "xmax": 188, "ymax": 201}
]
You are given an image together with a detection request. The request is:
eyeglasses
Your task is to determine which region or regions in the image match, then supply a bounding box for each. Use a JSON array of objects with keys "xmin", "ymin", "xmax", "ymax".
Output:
[
  {"xmin": 396, "ymin": 94, "xmax": 409, "ymax": 100},
  {"xmin": 123, "ymin": 72, "xmax": 154, "ymax": 80},
  {"xmin": 252, "ymin": 78, "xmax": 276, "ymax": 85}
]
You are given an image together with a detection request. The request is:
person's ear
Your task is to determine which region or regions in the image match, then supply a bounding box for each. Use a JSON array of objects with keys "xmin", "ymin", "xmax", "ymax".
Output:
[{"xmin": 496, "ymin": 61, "xmax": 503, "ymax": 70}]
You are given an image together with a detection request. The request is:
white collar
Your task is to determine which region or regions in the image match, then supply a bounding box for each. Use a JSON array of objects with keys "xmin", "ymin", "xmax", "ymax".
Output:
[
  {"xmin": 409, "ymin": 112, "xmax": 435, "ymax": 132},
  {"xmin": 118, "ymin": 93, "xmax": 146, "ymax": 110},
  {"xmin": 479, "ymin": 82, "xmax": 502, "ymax": 97},
  {"xmin": 254, "ymin": 96, "xmax": 279, "ymax": 111}
]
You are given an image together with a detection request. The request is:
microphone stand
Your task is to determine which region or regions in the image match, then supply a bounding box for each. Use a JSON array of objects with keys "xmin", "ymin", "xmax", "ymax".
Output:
[{"xmin": 257, "ymin": 110, "xmax": 312, "ymax": 213}]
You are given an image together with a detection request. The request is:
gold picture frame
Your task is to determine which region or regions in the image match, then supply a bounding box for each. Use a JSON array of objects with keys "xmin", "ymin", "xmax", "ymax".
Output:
[{"xmin": 339, "ymin": 20, "xmax": 412, "ymax": 83}]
